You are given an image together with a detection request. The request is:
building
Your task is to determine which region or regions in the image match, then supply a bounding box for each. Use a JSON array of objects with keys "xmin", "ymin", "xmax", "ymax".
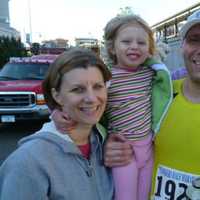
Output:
[
  {"xmin": 151, "ymin": 2, "xmax": 200, "ymax": 71},
  {"xmin": 75, "ymin": 38, "xmax": 100, "ymax": 55},
  {"xmin": 0, "ymin": 0, "xmax": 19, "ymax": 38},
  {"xmin": 75, "ymin": 38, "xmax": 98, "ymax": 47},
  {"xmin": 152, "ymin": 2, "xmax": 200, "ymax": 42},
  {"xmin": 0, "ymin": 0, "xmax": 10, "ymax": 27},
  {"xmin": 42, "ymin": 38, "xmax": 69, "ymax": 48}
]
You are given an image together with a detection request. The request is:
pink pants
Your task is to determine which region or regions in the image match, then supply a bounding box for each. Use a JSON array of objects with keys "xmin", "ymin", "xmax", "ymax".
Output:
[{"xmin": 112, "ymin": 134, "xmax": 154, "ymax": 200}]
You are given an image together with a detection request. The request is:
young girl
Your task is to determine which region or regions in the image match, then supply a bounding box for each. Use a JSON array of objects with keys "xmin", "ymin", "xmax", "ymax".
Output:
[
  {"xmin": 102, "ymin": 14, "xmax": 173, "ymax": 200},
  {"xmin": 52, "ymin": 15, "xmax": 173, "ymax": 200}
]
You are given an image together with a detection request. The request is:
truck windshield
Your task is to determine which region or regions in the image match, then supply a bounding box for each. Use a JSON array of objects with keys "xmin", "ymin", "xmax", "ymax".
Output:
[{"xmin": 0, "ymin": 63, "xmax": 49, "ymax": 80}]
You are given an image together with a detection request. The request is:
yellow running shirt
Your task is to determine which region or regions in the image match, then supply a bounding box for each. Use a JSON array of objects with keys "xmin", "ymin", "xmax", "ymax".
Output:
[{"xmin": 151, "ymin": 79, "xmax": 200, "ymax": 200}]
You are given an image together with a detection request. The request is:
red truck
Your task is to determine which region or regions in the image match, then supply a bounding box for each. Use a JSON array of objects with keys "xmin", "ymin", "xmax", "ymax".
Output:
[{"xmin": 0, "ymin": 54, "xmax": 58, "ymax": 123}]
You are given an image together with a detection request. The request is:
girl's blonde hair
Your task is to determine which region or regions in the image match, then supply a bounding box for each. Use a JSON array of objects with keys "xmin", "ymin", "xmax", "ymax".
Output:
[{"xmin": 104, "ymin": 15, "xmax": 155, "ymax": 64}]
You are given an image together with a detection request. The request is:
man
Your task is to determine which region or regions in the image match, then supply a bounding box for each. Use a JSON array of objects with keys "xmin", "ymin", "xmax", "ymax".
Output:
[
  {"xmin": 151, "ymin": 9, "xmax": 200, "ymax": 199},
  {"xmin": 104, "ymin": 10, "xmax": 200, "ymax": 199}
]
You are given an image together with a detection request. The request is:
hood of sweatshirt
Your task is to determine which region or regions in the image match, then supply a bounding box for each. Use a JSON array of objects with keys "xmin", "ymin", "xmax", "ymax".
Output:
[{"xmin": 18, "ymin": 121, "xmax": 102, "ymax": 156}]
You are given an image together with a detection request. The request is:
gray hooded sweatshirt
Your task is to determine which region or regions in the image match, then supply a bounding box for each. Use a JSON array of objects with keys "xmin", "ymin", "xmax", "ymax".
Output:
[{"xmin": 0, "ymin": 121, "xmax": 114, "ymax": 200}]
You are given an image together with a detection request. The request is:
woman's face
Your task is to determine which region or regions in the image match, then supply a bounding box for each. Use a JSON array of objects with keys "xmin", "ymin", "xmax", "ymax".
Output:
[{"xmin": 52, "ymin": 66, "xmax": 107, "ymax": 126}]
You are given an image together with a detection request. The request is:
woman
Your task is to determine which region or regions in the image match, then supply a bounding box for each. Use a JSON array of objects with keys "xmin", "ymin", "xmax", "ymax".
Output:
[{"xmin": 0, "ymin": 48, "xmax": 114, "ymax": 200}]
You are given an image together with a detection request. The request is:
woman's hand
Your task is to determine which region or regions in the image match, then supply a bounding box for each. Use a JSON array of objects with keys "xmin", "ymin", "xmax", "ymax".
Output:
[
  {"xmin": 104, "ymin": 134, "xmax": 133, "ymax": 167},
  {"xmin": 51, "ymin": 109, "xmax": 77, "ymax": 133}
]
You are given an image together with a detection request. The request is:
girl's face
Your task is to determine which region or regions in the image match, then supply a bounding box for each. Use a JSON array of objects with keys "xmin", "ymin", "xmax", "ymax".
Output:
[
  {"xmin": 52, "ymin": 67, "xmax": 107, "ymax": 127},
  {"xmin": 112, "ymin": 23, "xmax": 150, "ymax": 69}
]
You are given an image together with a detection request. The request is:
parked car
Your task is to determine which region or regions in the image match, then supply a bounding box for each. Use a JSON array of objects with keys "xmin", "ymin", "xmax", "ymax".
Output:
[{"xmin": 0, "ymin": 54, "xmax": 58, "ymax": 122}]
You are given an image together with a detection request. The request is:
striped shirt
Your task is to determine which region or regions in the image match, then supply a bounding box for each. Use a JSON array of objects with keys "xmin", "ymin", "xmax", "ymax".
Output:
[{"xmin": 105, "ymin": 66, "xmax": 154, "ymax": 140}]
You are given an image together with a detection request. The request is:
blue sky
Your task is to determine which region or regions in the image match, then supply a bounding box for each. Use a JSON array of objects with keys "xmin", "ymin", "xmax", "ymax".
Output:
[{"xmin": 9, "ymin": 0, "xmax": 199, "ymax": 44}]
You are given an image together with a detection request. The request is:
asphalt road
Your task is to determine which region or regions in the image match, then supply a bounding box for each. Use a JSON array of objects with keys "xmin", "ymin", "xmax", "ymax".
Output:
[{"xmin": 0, "ymin": 121, "xmax": 44, "ymax": 165}]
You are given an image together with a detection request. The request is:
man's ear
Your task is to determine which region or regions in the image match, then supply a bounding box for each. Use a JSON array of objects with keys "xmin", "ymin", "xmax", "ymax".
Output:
[{"xmin": 51, "ymin": 88, "xmax": 63, "ymax": 106}]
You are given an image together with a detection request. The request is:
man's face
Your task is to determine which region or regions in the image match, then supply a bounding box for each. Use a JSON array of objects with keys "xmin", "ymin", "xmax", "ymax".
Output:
[{"xmin": 182, "ymin": 24, "xmax": 200, "ymax": 83}]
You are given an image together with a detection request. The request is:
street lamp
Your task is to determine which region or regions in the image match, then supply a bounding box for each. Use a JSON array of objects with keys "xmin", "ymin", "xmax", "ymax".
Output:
[{"xmin": 27, "ymin": 0, "xmax": 32, "ymax": 43}]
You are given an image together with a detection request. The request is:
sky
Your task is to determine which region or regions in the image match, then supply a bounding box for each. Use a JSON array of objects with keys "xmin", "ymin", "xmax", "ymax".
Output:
[{"xmin": 9, "ymin": 0, "xmax": 200, "ymax": 44}]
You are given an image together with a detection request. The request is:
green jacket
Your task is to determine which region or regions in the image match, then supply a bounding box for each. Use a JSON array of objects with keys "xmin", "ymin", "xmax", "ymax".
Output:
[{"xmin": 150, "ymin": 63, "xmax": 173, "ymax": 135}]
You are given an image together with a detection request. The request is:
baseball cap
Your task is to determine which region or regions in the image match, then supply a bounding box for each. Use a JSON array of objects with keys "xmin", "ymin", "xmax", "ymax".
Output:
[{"xmin": 180, "ymin": 9, "xmax": 200, "ymax": 38}]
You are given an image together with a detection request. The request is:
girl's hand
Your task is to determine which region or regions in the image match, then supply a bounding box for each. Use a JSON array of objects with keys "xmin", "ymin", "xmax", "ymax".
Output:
[{"xmin": 51, "ymin": 109, "xmax": 77, "ymax": 133}]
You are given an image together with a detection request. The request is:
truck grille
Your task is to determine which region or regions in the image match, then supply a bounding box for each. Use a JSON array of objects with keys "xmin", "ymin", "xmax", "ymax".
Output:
[{"xmin": 0, "ymin": 92, "xmax": 36, "ymax": 108}]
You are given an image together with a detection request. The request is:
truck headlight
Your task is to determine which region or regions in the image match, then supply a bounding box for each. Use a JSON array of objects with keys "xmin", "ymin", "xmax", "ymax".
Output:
[{"xmin": 36, "ymin": 94, "xmax": 46, "ymax": 105}]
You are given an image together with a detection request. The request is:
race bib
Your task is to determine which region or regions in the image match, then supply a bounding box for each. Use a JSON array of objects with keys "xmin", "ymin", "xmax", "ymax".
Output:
[{"xmin": 152, "ymin": 165, "xmax": 199, "ymax": 200}]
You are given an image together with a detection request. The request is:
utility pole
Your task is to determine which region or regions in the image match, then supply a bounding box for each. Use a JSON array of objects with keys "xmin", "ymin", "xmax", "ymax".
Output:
[{"xmin": 27, "ymin": 0, "xmax": 32, "ymax": 43}]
